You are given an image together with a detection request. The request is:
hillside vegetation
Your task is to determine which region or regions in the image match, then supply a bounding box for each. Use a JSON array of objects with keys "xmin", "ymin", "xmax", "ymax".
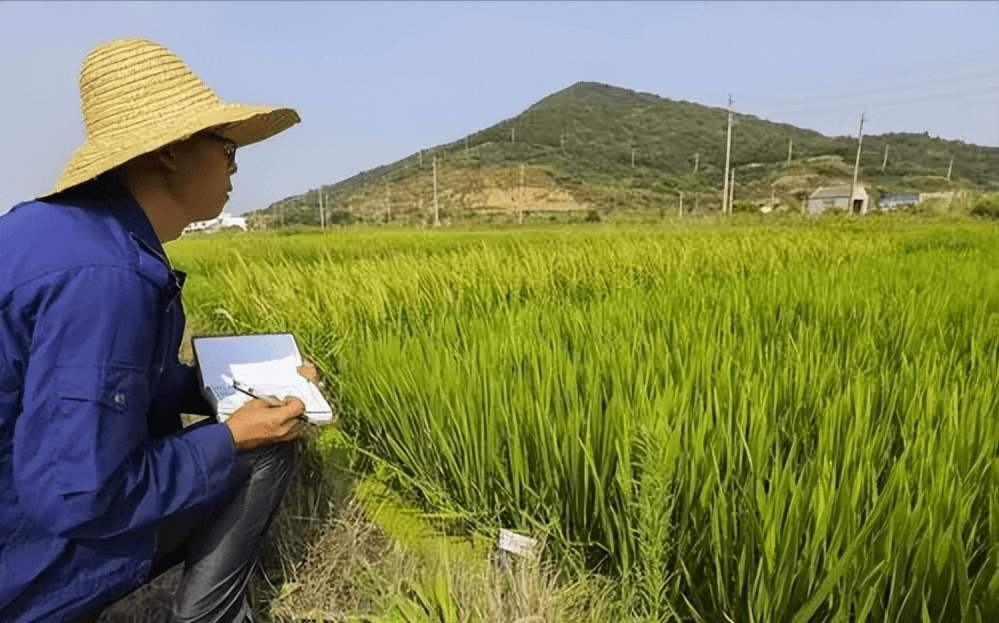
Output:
[{"xmin": 248, "ymin": 82, "xmax": 998, "ymax": 227}]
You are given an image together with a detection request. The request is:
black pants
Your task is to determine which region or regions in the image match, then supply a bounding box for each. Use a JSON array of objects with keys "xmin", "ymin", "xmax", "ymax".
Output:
[{"xmin": 79, "ymin": 439, "xmax": 298, "ymax": 623}]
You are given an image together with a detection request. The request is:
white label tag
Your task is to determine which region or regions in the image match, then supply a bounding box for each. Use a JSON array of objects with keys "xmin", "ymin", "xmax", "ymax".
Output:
[{"xmin": 498, "ymin": 529, "xmax": 539, "ymax": 560}]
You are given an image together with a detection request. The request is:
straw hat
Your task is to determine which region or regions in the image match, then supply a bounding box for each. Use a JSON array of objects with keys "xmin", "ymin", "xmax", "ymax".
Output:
[{"xmin": 47, "ymin": 37, "xmax": 300, "ymax": 196}]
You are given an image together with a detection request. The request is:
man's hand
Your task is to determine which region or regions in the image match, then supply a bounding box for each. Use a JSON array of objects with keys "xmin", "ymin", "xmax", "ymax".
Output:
[
  {"xmin": 224, "ymin": 396, "xmax": 306, "ymax": 451},
  {"xmin": 298, "ymin": 361, "xmax": 323, "ymax": 387}
]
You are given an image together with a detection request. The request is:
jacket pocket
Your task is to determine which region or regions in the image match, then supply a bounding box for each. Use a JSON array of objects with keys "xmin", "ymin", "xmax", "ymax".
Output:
[
  {"xmin": 57, "ymin": 364, "xmax": 150, "ymax": 412},
  {"xmin": 53, "ymin": 365, "xmax": 152, "ymax": 495}
]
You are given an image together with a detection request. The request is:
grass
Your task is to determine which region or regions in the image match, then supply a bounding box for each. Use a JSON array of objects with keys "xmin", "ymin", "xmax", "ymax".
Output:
[{"xmin": 162, "ymin": 216, "xmax": 999, "ymax": 622}]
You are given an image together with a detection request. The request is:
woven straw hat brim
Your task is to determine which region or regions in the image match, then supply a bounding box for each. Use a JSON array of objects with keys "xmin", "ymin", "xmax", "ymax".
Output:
[
  {"xmin": 50, "ymin": 105, "xmax": 301, "ymax": 196},
  {"xmin": 46, "ymin": 38, "xmax": 301, "ymax": 197}
]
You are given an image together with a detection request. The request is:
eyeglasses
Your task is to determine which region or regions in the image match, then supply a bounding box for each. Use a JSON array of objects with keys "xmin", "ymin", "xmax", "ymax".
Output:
[{"xmin": 202, "ymin": 132, "xmax": 237, "ymax": 172}]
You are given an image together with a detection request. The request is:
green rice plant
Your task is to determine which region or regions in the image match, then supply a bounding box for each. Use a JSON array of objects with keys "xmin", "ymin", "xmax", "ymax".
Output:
[{"xmin": 168, "ymin": 220, "xmax": 999, "ymax": 621}]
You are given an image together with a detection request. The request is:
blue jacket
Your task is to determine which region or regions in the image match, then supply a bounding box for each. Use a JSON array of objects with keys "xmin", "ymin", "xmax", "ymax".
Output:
[{"xmin": 0, "ymin": 178, "xmax": 243, "ymax": 621}]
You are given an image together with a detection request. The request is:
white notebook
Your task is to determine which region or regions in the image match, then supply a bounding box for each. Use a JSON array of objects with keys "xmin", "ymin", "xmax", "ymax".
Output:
[{"xmin": 192, "ymin": 333, "xmax": 334, "ymax": 424}]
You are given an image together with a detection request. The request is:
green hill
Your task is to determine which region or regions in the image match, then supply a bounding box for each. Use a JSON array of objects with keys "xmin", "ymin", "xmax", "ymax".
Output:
[{"xmin": 249, "ymin": 81, "xmax": 998, "ymax": 226}]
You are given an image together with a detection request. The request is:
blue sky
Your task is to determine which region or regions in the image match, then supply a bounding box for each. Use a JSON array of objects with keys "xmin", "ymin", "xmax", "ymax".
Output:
[{"xmin": 2, "ymin": 1, "xmax": 996, "ymax": 216}]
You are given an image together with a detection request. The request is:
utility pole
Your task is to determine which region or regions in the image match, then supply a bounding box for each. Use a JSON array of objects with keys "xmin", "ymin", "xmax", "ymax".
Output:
[
  {"xmin": 693, "ymin": 153, "xmax": 700, "ymax": 174},
  {"xmin": 511, "ymin": 126, "xmax": 515, "ymax": 143},
  {"xmin": 518, "ymin": 162, "xmax": 525, "ymax": 225},
  {"xmin": 561, "ymin": 127, "xmax": 566, "ymax": 153},
  {"xmin": 432, "ymin": 156, "xmax": 440, "ymax": 226},
  {"xmin": 722, "ymin": 94, "xmax": 734, "ymax": 214},
  {"xmin": 947, "ymin": 156, "xmax": 954, "ymax": 181},
  {"xmin": 848, "ymin": 110, "xmax": 866, "ymax": 215},
  {"xmin": 729, "ymin": 168, "xmax": 736, "ymax": 212},
  {"xmin": 882, "ymin": 144, "xmax": 890, "ymax": 171},
  {"xmin": 319, "ymin": 187, "xmax": 325, "ymax": 228},
  {"xmin": 385, "ymin": 184, "xmax": 391, "ymax": 223},
  {"xmin": 787, "ymin": 138, "xmax": 793, "ymax": 165}
]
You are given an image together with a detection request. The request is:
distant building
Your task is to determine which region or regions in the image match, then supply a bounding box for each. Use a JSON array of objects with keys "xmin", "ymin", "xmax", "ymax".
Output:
[
  {"xmin": 879, "ymin": 193, "xmax": 920, "ymax": 211},
  {"xmin": 181, "ymin": 212, "xmax": 247, "ymax": 235},
  {"xmin": 807, "ymin": 185, "xmax": 869, "ymax": 215},
  {"xmin": 919, "ymin": 190, "xmax": 960, "ymax": 204}
]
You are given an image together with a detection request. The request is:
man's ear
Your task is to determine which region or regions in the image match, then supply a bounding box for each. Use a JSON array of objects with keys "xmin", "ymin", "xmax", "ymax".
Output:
[{"xmin": 151, "ymin": 142, "xmax": 183, "ymax": 173}]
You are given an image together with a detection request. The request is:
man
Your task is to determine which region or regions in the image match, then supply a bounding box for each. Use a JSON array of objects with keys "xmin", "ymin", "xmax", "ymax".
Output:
[{"xmin": 1, "ymin": 38, "xmax": 307, "ymax": 621}]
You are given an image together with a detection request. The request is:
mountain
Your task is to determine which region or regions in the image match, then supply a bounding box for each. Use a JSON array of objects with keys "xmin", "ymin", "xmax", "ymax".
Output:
[{"xmin": 248, "ymin": 82, "xmax": 998, "ymax": 226}]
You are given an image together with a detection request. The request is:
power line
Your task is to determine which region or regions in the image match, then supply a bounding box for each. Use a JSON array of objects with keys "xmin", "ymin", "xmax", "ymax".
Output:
[
  {"xmin": 866, "ymin": 85, "xmax": 997, "ymax": 108},
  {"xmin": 750, "ymin": 84, "xmax": 997, "ymax": 119},
  {"xmin": 752, "ymin": 70, "xmax": 995, "ymax": 111}
]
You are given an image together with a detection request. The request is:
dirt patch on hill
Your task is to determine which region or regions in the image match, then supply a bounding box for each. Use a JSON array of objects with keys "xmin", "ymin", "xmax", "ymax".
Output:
[{"xmin": 342, "ymin": 164, "xmax": 592, "ymax": 223}]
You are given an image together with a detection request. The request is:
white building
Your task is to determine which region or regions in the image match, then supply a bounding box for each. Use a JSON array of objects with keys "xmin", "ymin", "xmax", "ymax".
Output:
[
  {"xmin": 807, "ymin": 185, "xmax": 869, "ymax": 215},
  {"xmin": 182, "ymin": 212, "xmax": 247, "ymax": 235}
]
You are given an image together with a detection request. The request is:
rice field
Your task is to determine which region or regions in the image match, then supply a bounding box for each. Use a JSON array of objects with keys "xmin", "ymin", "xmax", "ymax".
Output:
[{"xmin": 168, "ymin": 218, "xmax": 999, "ymax": 622}]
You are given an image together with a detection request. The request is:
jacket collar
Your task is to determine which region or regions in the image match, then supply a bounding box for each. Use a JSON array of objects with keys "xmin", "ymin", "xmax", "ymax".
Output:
[
  {"xmin": 55, "ymin": 175, "xmax": 172, "ymax": 269},
  {"xmin": 99, "ymin": 175, "xmax": 169, "ymax": 264}
]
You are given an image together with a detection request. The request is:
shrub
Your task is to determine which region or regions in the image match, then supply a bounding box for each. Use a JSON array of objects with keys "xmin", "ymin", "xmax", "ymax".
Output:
[
  {"xmin": 732, "ymin": 200, "xmax": 760, "ymax": 214},
  {"xmin": 328, "ymin": 210, "xmax": 358, "ymax": 226},
  {"xmin": 970, "ymin": 193, "xmax": 999, "ymax": 219}
]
